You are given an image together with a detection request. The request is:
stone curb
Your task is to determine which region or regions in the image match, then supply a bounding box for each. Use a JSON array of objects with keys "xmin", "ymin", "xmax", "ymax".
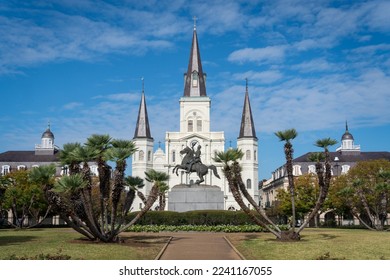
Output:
[{"xmin": 155, "ymin": 236, "xmax": 173, "ymax": 260}]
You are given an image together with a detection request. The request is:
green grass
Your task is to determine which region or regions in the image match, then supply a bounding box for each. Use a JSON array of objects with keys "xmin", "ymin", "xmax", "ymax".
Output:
[
  {"xmin": 227, "ymin": 228, "xmax": 390, "ymax": 260},
  {"xmin": 0, "ymin": 228, "xmax": 169, "ymax": 260}
]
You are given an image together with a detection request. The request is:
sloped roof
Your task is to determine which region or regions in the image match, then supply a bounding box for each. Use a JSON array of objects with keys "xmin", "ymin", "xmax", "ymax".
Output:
[
  {"xmin": 0, "ymin": 150, "xmax": 60, "ymax": 162},
  {"xmin": 293, "ymin": 151, "xmax": 390, "ymax": 163}
]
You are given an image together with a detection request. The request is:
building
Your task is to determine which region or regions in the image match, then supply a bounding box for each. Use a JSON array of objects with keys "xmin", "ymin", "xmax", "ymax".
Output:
[
  {"xmin": 0, "ymin": 124, "xmax": 64, "ymax": 176},
  {"xmin": 261, "ymin": 122, "xmax": 390, "ymax": 209},
  {"xmin": 131, "ymin": 25, "xmax": 259, "ymax": 211}
]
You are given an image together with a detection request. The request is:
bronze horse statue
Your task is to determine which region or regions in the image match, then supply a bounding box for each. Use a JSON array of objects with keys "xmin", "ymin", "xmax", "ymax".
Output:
[{"xmin": 172, "ymin": 146, "xmax": 221, "ymax": 184}]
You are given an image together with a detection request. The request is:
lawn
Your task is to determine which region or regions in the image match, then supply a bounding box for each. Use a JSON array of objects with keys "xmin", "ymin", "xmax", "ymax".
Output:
[
  {"xmin": 227, "ymin": 228, "xmax": 390, "ymax": 260},
  {"xmin": 0, "ymin": 228, "xmax": 170, "ymax": 260}
]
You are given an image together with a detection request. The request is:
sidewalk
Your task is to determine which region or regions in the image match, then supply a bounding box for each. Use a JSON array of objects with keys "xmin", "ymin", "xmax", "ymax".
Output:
[{"xmin": 156, "ymin": 232, "xmax": 244, "ymax": 260}]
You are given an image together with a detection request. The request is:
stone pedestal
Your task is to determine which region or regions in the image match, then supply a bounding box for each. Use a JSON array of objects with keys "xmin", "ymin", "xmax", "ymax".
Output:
[{"xmin": 168, "ymin": 184, "xmax": 224, "ymax": 212}]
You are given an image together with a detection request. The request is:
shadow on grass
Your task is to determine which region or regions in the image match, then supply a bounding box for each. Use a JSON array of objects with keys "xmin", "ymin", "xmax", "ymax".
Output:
[
  {"xmin": 0, "ymin": 235, "xmax": 37, "ymax": 246},
  {"xmin": 68, "ymin": 235, "xmax": 171, "ymax": 247}
]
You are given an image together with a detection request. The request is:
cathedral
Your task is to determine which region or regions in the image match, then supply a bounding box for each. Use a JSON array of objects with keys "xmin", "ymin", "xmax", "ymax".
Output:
[{"xmin": 131, "ymin": 25, "xmax": 259, "ymax": 211}]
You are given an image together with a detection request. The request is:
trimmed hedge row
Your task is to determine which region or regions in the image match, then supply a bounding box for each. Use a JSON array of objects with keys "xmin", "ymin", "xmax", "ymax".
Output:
[{"xmin": 126, "ymin": 210, "xmax": 269, "ymax": 226}]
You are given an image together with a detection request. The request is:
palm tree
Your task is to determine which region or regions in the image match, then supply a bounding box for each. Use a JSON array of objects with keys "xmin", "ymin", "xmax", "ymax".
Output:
[
  {"xmin": 275, "ymin": 128, "xmax": 298, "ymax": 234},
  {"xmin": 214, "ymin": 148, "xmax": 282, "ymax": 238},
  {"xmin": 125, "ymin": 175, "xmax": 146, "ymax": 203},
  {"xmin": 58, "ymin": 143, "xmax": 82, "ymax": 175},
  {"xmin": 297, "ymin": 138, "xmax": 337, "ymax": 232},
  {"xmin": 85, "ymin": 134, "xmax": 112, "ymax": 230},
  {"xmin": 105, "ymin": 139, "xmax": 137, "ymax": 234},
  {"xmin": 157, "ymin": 182, "xmax": 169, "ymax": 211},
  {"xmin": 120, "ymin": 169, "xmax": 169, "ymax": 231}
]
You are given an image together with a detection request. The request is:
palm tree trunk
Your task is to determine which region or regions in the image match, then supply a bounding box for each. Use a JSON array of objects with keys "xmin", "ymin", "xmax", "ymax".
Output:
[
  {"xmin": 118, "ymin": 184, "xmax": 159, "ymax": 234},
  {"xmin": 226, "ymin": 164, "xmax": 281, "ymax": 238}
]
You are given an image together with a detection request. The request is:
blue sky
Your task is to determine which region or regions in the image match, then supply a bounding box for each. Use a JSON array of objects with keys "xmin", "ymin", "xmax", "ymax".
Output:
[{"xmin": 0, "ymin": 0, "xmax": 389, "ymax": 180}]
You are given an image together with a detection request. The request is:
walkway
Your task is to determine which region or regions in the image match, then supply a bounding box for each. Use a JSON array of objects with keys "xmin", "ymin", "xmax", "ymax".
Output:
[{"xmin": 156, "ymin": 232, "xmax": 244, "ymax": 260}]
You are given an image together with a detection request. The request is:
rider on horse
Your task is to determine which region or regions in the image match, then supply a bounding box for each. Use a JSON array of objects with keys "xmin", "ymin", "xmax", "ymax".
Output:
[{"xmin": 187, "ymin": 144, "xmax": 202, "ymax": 173}]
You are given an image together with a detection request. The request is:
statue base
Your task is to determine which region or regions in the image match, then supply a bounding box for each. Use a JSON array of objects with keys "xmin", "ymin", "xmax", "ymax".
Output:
[{"xmin": 168, "ymin": 184, "xmax": 224, "ymax": 212}]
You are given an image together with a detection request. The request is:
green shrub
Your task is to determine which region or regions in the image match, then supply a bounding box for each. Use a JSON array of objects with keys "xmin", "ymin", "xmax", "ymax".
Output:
[{"xmin": 126, "ymin": 210, "xmax": 268, "ymax": 226}]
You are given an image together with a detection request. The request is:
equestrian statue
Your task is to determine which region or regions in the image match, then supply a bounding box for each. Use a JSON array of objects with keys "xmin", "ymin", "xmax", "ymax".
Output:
[{"xmin": 172, "ymin": 141, "xmax": 220, "ymax": 185}]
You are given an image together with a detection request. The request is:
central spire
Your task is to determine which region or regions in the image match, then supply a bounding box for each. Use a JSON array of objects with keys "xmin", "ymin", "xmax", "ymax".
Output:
[{"xmin": 183, "ymin": 20, "xmax": 207, "ymax": 97}]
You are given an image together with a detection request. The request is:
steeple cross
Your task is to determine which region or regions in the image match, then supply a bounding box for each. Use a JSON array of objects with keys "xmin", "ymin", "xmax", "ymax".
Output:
[{"xmin": 193, "ymin": 16, "xmax": 197, "ymax": 30}]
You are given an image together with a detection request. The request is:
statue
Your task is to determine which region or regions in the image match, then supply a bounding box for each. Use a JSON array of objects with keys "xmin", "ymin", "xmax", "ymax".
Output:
[{"xmin": 172, "ymin": 143, "xmax": 220, "ymax": 185}]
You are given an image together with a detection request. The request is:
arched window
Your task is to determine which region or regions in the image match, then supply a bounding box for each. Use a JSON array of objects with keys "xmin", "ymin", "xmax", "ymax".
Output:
[
  {"xmin": 246, "ymin": 150, "xmax": 251, "ymax": 160},
  {"xmin": 1, "ymin": 165, "xmax": 10, "ymax": 175},
  {"xmin": 188, "ymin": 120, "xmax": 193, "ymax": 132},
  {"xmin": 148, "ymin": 151, "xmax": 152, "ymax": 161},
  {"xmin": 308, "ymin": 165, "xmax": 316, "ymax": 174},
  {"xmin": 139, "ymin": 150, "xmax": 144, "ymax": 161},
  {"xmin": 341, "ymin": 165, "xmax": 350, "ymax": 174},
  {"xmin": 293, "ymin": 165, "xmax": 302, "ymax": 176},
  {"xmin": 254, "ymin": 150, "xmax": 257, "ymax": 161},
  {"xmin": 247, "ymin": 179, "xmax": 252, "ymax": 189},
  {"xmin": 197, "ymin": 119, "xmax": 202, "ymax": 132},
  {"xmin": 90, "ymin": 165, "xmax": 98, "ymax": 176},
  {"xmin": 172, "ymin": 150, "xmax": 176, "ymax": 162},
  {"xmin": 17, "ymin": 165, "xmax": 26, "ymax": 170}
]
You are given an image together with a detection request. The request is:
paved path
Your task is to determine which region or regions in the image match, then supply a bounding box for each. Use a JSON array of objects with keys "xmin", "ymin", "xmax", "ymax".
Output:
[{"xmin": 156, "ymin": 232, "xmax": 244, "ymax": 260}]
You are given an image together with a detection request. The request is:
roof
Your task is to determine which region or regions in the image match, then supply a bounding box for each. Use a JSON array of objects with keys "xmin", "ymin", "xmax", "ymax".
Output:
[
  {"xmin": 293, "ymin": 151, "xmax": 390, "ymax": 163},
  {"xmin": 0, "ymin": 150, "xmax": 60, "ymax": 163},
  {"xmin": 42, "ymin": 128, "xmax": 54, "ymax": 139},
  {"xmin": 183, "ymin": 28, "xmax": 207, "ymax": 97},
  {"xmin": 341, "ymin": 121, "xmax": 354, "ymax": 140},
  {"xmin": 238, "ymin": 81, "xmax": 257, "ymax": 140},
  {"xmin": 133, "ymin": 92, "xmax": 153, "ymax": 140}
]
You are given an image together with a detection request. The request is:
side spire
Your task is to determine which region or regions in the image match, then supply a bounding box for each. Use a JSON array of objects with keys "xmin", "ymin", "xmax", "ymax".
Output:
[
  {"xmin": 134, "ymin": 78, "xmax": 153, "ymax": 139},
  {"xmin": 238, "ymin": 79, "xmax": 257, "ymax": 139},
  {"xmin": 183, "ymin": 19, "xmax": 206, "ymax": 97}
]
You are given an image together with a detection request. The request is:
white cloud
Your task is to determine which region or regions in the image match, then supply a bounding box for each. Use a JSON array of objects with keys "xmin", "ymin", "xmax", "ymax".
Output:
[
  {"xmin": 291, "ymin": 58, "xmax": 339, "ymax": 73},
  {"xmin": 233, "ymin": 70, "xmax": 283, "ymax": 84},
  {"xmin": 63, "ymin": 102, "xmax": 83, "ymax": 110},
  {"xmin": 228, "ymin": 46, "xmax": 287, "ymax": 64}
]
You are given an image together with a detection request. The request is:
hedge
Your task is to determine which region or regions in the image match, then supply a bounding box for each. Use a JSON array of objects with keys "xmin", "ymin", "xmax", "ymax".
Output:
[{"xmin": 126, "ymin": 210, "xmax": 270, "ymax": 226}]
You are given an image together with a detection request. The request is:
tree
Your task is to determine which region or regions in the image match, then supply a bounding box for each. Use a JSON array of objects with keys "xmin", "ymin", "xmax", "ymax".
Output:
[
  {"xmin": 214, "ymin": 148, "xmax": 282, "ymax": 239},
  {"xmin": 32, "ymin": 135, "xmax": 162, "ymax": 242},
  {"xmin": 296, "ymin": 137, "xmax": 337, "ymax": 232},
  {"xmin": 124, "ymin": 176, "xmax": 146, "ymax": 208},
  {"xmin": 157, "ymin": 182, "xmax": 169, "ymax": 211},
  {"xmin": 144, "ymin": 169, "xmax": 170, "ymax": 211},
  {"xmin": 276, "ymin": 173, "xmax": 320, "ymax": 224},
  {"xmin": 1, "ymin": 170, "xmax": 51, "ymax": 229},
  {"xmin": 275, "ymin": 128, "xmax": 299, "ymax": 237},
  {"xmin": 337, "ymin": 159, "xmax": 390, "ymax": 230}
]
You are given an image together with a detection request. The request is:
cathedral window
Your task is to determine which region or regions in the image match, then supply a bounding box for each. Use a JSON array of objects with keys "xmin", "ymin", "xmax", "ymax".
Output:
[
  {"xmin": 188, "ymin": 120, "xmax": 193, "ymax": 132},
  {"xmin": 172, "ymin": 150, "xmax": 176, "ymax": 162},
  {"xmin": 246, "ymin": 150, "xmax": 251, "ymax": 160},
  {"xmin": 254, "ymin": 150, "xmax": 257, "ymax": 161},
  {"xmin": 148, "ymin": 151, "xmax": 152, "ymax": 161},
  {"xmin": 197, "ymin": 120, "xmax": 202, "ymax": 132},
  {"xmin": 139, "ymin": 150, "xmax": 144, "ymax": 161},
  {"xmin": 246, "ymin": 179, "xmax": 252, "ymax": 189}
]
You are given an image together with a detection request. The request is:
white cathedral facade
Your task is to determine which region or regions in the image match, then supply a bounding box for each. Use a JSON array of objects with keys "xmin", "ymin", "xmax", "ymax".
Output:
[{"xmin": 131, "ymin": 26, "xmax": 259, "ymax": 211}]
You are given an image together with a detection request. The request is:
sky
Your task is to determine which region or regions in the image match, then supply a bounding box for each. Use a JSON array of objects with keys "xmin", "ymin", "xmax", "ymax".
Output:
[{"xmin": 0, "ymin": 0, "xmax": 389, "ymax": 180}]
